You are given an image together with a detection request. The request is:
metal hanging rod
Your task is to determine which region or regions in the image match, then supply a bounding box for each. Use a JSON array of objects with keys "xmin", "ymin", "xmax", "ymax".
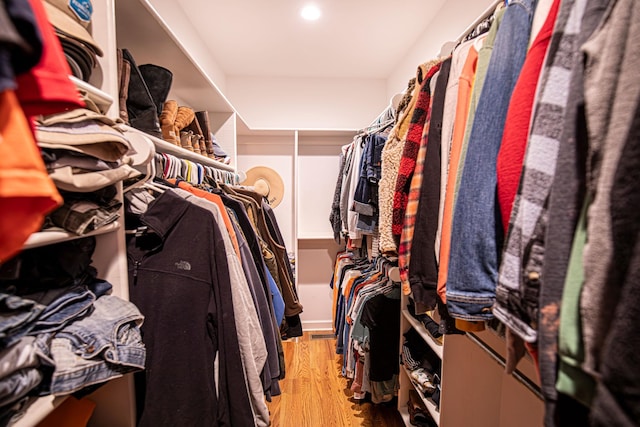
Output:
[{"xmin": 454, "ymin": 0, "xmax": 503, "ymax": 43}]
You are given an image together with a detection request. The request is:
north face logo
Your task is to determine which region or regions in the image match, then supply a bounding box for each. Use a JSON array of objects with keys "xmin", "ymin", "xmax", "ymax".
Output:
[{"xmin": 175, "ymin": 261, "xmax": 191, "ymax": 271}]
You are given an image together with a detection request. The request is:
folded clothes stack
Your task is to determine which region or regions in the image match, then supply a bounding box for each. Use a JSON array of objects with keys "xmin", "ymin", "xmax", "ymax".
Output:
[
  {"xmin": 0, "ymin": 237, "xmax": 145, "ymax": 424},
  {"xmin": 35, "ymin": 103, "xmax": 138, "ymax": 235}
]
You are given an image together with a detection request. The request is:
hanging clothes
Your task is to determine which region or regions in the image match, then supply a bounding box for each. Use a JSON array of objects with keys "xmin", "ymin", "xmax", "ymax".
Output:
[
  {"xmin": 126, "ymin": 189, "xmax": 255, "ymax": 427},
  {"xmin": 406, "ymin": 57, "xmax": 451, "ymax": 312},
  {"xmin": 446, "ymin": 0, "xmax": 536, "ymax": 322}
]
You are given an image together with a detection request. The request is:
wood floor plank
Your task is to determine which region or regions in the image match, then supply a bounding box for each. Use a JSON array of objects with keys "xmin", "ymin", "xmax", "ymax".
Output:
[{"xmin": 267, "ymin": 332, "xmax": 405, "ymax": 427}]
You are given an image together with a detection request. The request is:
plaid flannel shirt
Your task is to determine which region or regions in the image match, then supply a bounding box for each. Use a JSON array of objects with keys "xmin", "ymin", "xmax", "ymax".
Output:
[{"xmin": 392, "ymin": 62, "xmax": 442, "ymax": 239}]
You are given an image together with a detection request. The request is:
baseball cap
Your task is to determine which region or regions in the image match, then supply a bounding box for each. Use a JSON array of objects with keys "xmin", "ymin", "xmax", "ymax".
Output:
[{"xmin": 43, "ymin": 0, "xmax": 103, "ymax": 57}]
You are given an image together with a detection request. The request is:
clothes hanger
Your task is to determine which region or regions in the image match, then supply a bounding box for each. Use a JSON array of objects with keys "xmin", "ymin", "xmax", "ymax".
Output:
[
  {"xmin": 123, "ymin": 130, "xmax": 158, "ymax": 193},
  {"xmin": 196, "ymin": 163, "xmax": 204, "ymax": 185}
]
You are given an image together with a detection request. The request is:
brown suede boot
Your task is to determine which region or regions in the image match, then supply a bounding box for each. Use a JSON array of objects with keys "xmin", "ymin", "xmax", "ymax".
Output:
[
  {"xmin": 186, "ymin": 117, "xmax": 206, "ymax": 156},
  {"xmin": 160, "ymin": 100, "xmax": 178, "ymax": 144},
  {"xmin": 117, "ymin": 49, "xmax": 131, "ymax": 124},
  {"xmin": 195, "ymin": 111, "xmax": 215, "ymax": 157},
  {"xmin": 180, "ymin": 130, "xmax": 194, "ymax": 151},
  {"xmin": 191, "ymin": 134, "xmax": 202, "ymax": 155},
  {"xmin": 174, "ymin": 106, "xmax": 195, "ymax": 146}
]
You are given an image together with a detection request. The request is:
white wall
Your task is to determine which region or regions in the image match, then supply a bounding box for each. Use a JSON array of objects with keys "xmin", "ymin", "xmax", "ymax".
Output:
[
  {"xmin": 386, "ymin": 0, "xmax": 497, "ymax": 98},
  {"xmin": 297, "ymin": 240, "xmax": 343, "ymax": 331},
  {"xmin": 151, "ymin": 0, "xmax": 228, "ymax": 93},
  {"xmin": 297, "ymin": 145, "xmax": 342, "ymax": 238},
  {"xmin": 227, "ymin": 76, "xmax": 388, "ymax": 130}
]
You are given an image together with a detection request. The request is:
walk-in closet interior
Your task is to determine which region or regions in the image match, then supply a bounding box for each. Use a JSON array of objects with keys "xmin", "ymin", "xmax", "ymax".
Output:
[{"xmin": 1, "ymin": 0, "xmax": 639, "ymax": 426}]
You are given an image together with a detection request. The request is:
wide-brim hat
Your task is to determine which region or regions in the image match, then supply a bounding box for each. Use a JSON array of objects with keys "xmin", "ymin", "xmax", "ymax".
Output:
[
  {"xmin": 43, "ymin": 0, "xmax": 103, "ymax": 57},
  {"xmin": 241, "ymin": 166, "xmax": 285, "ymax": 208}
]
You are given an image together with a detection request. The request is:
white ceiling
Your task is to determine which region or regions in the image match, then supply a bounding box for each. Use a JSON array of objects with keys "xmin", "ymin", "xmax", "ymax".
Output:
[{"xmin": 176, "ymin": 0, "xmax": 448, "ymax": 80}]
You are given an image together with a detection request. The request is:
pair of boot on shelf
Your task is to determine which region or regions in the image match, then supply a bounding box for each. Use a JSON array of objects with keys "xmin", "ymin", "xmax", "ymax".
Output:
[
  {"xmin": 159, "ymin": 102, "xmax": 231, "ymax": 165},
  {"xmin": 117, "ymin": 48, "xmax": 231, "ymax": 165}
]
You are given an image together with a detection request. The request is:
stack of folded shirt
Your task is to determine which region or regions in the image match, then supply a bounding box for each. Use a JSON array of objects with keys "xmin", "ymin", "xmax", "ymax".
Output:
[
  {"xmin": 35, "ymin": 107, "xmax": 139, "ymax": 235},
  {"xmin": 44, "ymin": 184, "xmax": 121, "ymax": 235}
]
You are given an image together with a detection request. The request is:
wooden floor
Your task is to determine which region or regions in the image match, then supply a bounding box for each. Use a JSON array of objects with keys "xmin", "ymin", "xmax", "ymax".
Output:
[{"xmin": 266, "ymin": 332, "xmax": 405, "ymax": 427}]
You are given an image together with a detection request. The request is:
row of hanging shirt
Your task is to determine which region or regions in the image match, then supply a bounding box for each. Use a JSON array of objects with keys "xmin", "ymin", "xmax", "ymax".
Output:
[
  {"xmin": 123, "ymin": 145, "xmax": 300, "ymax": 427},
  {"xmin": 330, "ymin": 0, "xmax": 640, "ymax": 424},
  {"xmin": 330, "ymin": 251, "xmax": 401, "ymax": 404}
]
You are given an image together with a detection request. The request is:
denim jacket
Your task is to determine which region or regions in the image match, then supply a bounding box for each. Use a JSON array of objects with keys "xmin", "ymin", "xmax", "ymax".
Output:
[{"xmin": 446, "ymin": 0, "xmax": 537, "ymax": 320}]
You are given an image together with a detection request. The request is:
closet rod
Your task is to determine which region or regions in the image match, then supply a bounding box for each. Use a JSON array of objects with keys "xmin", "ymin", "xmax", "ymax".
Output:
[
  {"xmin": 454, "ymin": 0, "xmax": 502, "ymax": 43},
  {"xmin": 123, "ymin": 125, "xmax": 236, "ymax": 173},
  {"xmin": 466, "ymin": 332, "xmax": 544, "ymax": 401}
]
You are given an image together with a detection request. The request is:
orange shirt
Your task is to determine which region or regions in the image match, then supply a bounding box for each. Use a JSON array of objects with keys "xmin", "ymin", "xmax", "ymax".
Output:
[
  {"xmin": 437, "ymin": 45, "xmax": 479, "ymax": 303},
  {"xmin": 0, "ymin": 90, "xmax": 63, "ymax": 263},
  {"xmin": 171, "ymin": 180, "xmax": 241, "ymax": 259}
]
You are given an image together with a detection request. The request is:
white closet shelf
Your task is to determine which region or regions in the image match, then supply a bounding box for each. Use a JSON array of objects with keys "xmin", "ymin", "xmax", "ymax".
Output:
[
  {"xmin": 401, "ymin": 365, "xmax": 441, "ymax": 425},
  {"xmin": 69, "ymin": 76, "xmax": 114, "ymax": 114},
  {"xmin": 398, "ymin": 406, "xmax": 412, "ymax": 425},
  {"xmin": 23, "ymin": 222, "xmax": 121, "ymax": 250},
  {"xmin": 297, "ymin": 233, "xmax": 335, "ymax": 240},
  {"xmin": 402, "ymin": 308, "xmax": 444, "ymax": 360},
  {"xmin": 122, "ymin": 125, "xmax": 236, "ymax": 172},
  {"xmin": 115, "ymin": 0, "xmax": 234, "ymax": 114},
  {"xmin": 12, "ymin": 395, "xmax": 68, "ymax": 427}
]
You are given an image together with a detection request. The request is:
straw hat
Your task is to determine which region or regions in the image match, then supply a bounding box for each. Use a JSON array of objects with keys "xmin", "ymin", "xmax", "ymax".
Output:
[
  {"xmin": 43, "ymin": 0, "xmax": 103, "ymax": 56},
  {"xmin": 241, "ymin": 166, "xmax": 285, "ymax": 208}
]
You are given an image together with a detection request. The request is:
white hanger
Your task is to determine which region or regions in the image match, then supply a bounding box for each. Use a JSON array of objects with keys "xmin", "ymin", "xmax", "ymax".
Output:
[{"xmin": 123, "ymin": 130, "xmax": 158, "ymax": 193}]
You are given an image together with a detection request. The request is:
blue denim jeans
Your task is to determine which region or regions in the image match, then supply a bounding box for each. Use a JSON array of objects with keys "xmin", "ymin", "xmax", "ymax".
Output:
[
  {"xmin": 0, "ymin": 336, "xmax": 53, "ymax": 407},
  {"xmin": 446, "ymin": 0, "xmax": 537, "ymax": 320},
  {"xmin": 44, "ymin": 295, "xmax": 145, "ymax": 395},
  {"xmin": 28, "ymin": 285, "xmax": 95, "ymax": 336},
  {"xmin": 0, "ymin": 294, "xmax": 44, "ymax": 347}
]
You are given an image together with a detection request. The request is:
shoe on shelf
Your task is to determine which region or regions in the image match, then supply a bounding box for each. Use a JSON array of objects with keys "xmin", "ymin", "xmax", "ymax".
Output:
[
  {"xmin": 214, "ymin": 155, "xmax": 232, "ymax": 165},
  {"xmin": 409, "ymin": 368, "xmax": 436, "ymax": 396},
  {"xmin": 407, "ymin": 390, "xmax": 436, "ymax": 427}
]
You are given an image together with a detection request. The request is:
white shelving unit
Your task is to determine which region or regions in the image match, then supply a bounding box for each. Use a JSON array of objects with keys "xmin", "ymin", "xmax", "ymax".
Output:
[
  {"xmin": 401, "ymin": 308, "xmax": 444, "ymax": 360},
  {"xmin": 236, "ymin": 126, "xmax": 353, "ymax": 331},
  {"xmin": 398, "ymin": 291, "xmax": 443, "ymax": 427},
  {"xmin": 401, "ymin": 364, "xmax": 441, "ymax": 424},
  {"xmin": 13, "ymin": 40, "xmax": 136, "ymax": 427},
  {"xmin": 23, "ymin": 222, "xmax": 121, "ymax": 250},
  {"xmin": 397, "ymin": 291, "xmax": 545, "ymax": 427}
]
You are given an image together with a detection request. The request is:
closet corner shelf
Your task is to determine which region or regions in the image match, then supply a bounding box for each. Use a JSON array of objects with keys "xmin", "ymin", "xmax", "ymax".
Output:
[
  {"xmin": 123, "ymin": 125, "xmax": 236, "ymax": 172},
  {"xmin": 23, "ymin": 222, "xmax": 121, "ymax": 250},
  {"xmin": 297, "ymin": 233, "xmax": 335, "ymax": 240},
  {"xmin": 12, "ymin": 395, "xmax": 68, "ymax": 427},
  {"xmin": 402, "ymin": 308, "xmax": 444, "ymax": 360},
  {"xmin": 69, "ymin": 76, "xmax": 114, "ymax": 113},
  {"xmin": 401, "ymin": 365, "xmax": 441, "ymax": 425}
]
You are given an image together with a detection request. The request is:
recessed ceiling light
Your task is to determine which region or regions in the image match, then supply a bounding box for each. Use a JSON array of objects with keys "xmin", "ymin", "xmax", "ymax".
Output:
[{"xmin": 301, "ymin": 4, "xmax": 321, "ymax": 21}]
